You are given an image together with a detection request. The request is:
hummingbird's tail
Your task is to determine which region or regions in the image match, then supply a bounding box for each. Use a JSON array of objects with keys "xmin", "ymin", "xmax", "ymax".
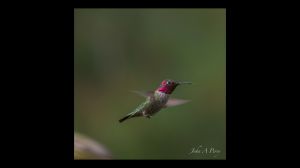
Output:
[
  {"xmin": 119, "ymin": 115, "xmax": 132, "ymax": 123},
  {"xmin": 119, "ymin": 109, "xmax": 143, "ymax": 123}
]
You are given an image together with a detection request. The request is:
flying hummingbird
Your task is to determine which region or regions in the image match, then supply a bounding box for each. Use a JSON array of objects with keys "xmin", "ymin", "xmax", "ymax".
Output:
[{"xmin": 119, "ymin": 79, "xmax": 192, "ymax": 123}]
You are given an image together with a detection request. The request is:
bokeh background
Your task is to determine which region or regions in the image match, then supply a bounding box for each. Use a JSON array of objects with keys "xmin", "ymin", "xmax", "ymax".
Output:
[{"xmin": 74, "ymin": 9, "xmax": 226, "ymax": 159}]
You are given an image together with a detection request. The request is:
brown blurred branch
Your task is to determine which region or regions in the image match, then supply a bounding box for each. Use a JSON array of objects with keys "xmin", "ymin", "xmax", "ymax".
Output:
[{"xmin": 74, "ymin": 133, "xmax": 112, "ymax": 160}]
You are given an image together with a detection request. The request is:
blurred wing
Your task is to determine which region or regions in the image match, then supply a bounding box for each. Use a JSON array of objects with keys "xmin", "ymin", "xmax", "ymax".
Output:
[
  {"xmin": 165, "ymin": 98, "xmax": 190, "ymax": 108},
  {"xmin": 130, "ymin": 90, "xmax": 154, "ymax": 98}
]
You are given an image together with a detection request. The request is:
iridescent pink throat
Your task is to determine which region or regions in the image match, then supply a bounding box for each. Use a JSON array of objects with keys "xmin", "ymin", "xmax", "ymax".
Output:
[{"xmin": 156, "ymin": 85, "xmax": 177, "ymax": 94}]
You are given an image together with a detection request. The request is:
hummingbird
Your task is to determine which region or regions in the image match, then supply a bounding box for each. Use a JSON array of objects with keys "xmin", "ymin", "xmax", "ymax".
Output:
[{"xmin": 119, "ymin": 79, "xmax": 192, "ymax": 123}]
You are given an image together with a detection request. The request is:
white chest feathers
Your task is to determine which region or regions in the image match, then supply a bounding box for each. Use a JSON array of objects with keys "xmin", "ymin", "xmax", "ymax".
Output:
[{"xmin": 154, "ymin": 91, "xmax": 170, "ymax": 104}]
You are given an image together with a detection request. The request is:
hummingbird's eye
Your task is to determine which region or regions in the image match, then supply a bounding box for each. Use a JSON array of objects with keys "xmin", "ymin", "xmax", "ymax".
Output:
[{"xmin": 166, "ymin": 81, "xmax": 171, "ymax": 85}]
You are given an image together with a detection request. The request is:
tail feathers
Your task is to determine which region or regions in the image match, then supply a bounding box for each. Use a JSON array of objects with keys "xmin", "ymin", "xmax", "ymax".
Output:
[
  {"xmin": 119, "ymin": 110, "xmax": 144, "ymax": 123},
  {"xmin": 119, "ymin": 114, "xmax": 132, "ymax": 123}
]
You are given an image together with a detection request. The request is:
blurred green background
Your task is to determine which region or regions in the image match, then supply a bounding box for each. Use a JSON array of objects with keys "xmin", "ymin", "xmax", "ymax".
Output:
[{"xmin": 74, "ymin": 9, "xmax": 226, "ymax": 159}]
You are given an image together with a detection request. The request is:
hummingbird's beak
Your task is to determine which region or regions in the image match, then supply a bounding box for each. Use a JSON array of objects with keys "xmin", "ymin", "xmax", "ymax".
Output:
[{"xmin": 176, "ymin": 81, "xmax": 192, "ymax": 85}]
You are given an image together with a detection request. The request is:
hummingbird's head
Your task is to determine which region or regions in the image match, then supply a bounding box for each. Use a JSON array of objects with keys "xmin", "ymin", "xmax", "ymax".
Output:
[{"xmin": 156, "ymin": 79, "xmax": 192, "ymax": 94}]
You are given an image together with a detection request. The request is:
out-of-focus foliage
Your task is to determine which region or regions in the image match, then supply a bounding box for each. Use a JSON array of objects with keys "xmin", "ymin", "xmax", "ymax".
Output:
[
  {"xmin": 74, "ymin": 133, "xmax": 112, "ymax": 160},
  {"xmin": 75, "ymin": 9, "xmax": 226, "ymax": 159}
]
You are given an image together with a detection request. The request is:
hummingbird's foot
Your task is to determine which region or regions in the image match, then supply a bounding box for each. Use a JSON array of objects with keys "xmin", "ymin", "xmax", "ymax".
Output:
[{"xmin": 146, "ymin": 115, "xmax": 151, "ymax": 119}]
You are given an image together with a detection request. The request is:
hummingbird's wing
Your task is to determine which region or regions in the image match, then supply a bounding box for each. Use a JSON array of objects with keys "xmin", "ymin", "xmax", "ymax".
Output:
[
  {"xmin": 164, "ymin": 98, "xmax": 190, "ymax": 108},
  {"xmin": 130, "ymin": 90, "xmax": 154, "ymax": 98}
]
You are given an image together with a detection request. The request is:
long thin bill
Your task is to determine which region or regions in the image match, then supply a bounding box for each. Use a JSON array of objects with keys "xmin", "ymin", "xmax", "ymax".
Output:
[{"xmin": 177, "ymin": 81, "xmax": 192, "ymax": 85}]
